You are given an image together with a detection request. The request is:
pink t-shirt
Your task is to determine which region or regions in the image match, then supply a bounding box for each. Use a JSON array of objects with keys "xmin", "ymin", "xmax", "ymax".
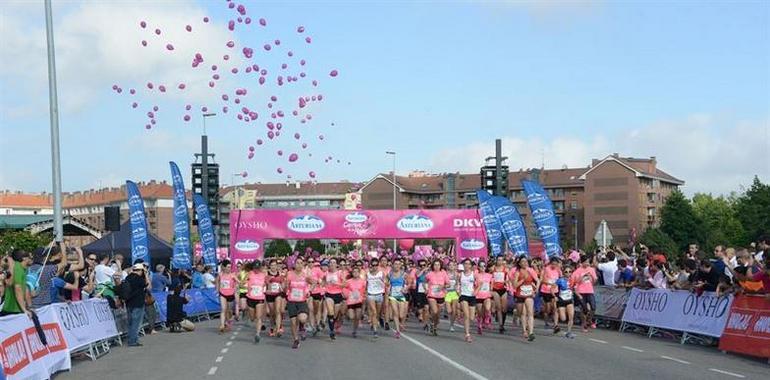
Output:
[
  {"xmin": 407, "ymin": 269, "xmax": 417, "ymax": 289},
  {"xmin": 571, "ymin": 267, "xmax": 597, "ymax": 294},
  {"xmin": 286, "ymin": 271, "xmax": 309, "ymax": 302},
  {"xmin": 426, "ymin": 271, "xmax": 450, "ymax": 299},
  {"xmin": 345, "ymin": 278, "xmax": 366, "ymax": 305},
  {"xmin": 751, "ymin": 271, "xmax": 770, "ymax": 292},
  {"xmin": 475, "ymin": 272, "xmax": 493, "ymax": 299},
  {"xmin": 311, "ymin": 267, "xmax": 325, "ymax": 295},
  {"xmin": 324, "ymin": 270, "xmax": 345, "ymax": 294},
  {"xmin": 246, "ymin": 272, "xmax": 266, "ymax": 300},
  {"xmin": 219, "ymin": 273, "xmax": 237, "ymax": 296},
  {"xmin": 541, "ymin": 266, "xmax": 562, "ymax": 293}
]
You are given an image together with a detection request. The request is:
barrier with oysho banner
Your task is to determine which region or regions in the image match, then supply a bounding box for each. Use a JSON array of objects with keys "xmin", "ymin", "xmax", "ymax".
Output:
[
  {"xmin": 230, "ymin": 209, "xmax": 488, "ymax": 260},
  {"xmin": 621, "ymin": 288, "xmax": 733, "ymax": 337},
  {"xmin": 718, "ymin": 295, "xmax": 770, "ymax": 359},
  {"xmin": 52, "ymin": 299, "xmax": 119, "ymax": 351},
  {"xmin": 0, "ymin": 307, "xmax": 71, "ymax": 380},
  {"xmin": 594, "ymin": 286, "xmax": 631, "ymax": 320}
]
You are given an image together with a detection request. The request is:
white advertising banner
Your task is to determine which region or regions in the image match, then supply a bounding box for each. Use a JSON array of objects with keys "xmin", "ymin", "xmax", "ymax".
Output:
[
  {"xmin": 52, "ymin": 299, "xmax": 119, "ymax": 351},
  {"xmin": 0, "ymin": 307, "xmax": 71, "ymax": 380},
  {"xmin": 621, "ymin": 288, "xmax": 734, "ymax": 337}
]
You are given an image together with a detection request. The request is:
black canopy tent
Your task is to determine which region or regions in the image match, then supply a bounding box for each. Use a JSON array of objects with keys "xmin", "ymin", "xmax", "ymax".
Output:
[{"xmin": 83, "ymin": 221, "xmax": 172, "ymax": 268}]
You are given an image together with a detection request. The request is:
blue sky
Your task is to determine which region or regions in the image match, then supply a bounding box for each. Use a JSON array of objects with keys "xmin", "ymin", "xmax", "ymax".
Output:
[{"xmin": 1, "ymin": 0, "xmax": 768, "ymax": 195}]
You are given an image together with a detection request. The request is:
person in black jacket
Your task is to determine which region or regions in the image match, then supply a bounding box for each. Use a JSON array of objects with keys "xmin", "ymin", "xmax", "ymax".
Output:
[
  {"xmin": 167, "ymin": 284, "xmax": 190, "ymax": 332},
  {"xmin": 124, "ymin": 263, "xmax": 150, "ymax": 346}
]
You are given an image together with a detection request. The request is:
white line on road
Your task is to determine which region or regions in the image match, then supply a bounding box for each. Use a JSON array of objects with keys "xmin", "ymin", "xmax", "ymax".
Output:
[
  {"xmin": 207, "ymin": 367, "xmax": 217, "ymax": 375},
  {"xmin": 226, "ymin": 341, "xmax": 233, "ymax": 346},
  {"xmin": 230, "ymin": 336, "xmax": 236, "ymax": 340},
  {"xmin": 221, "ymin": 348, "xmax": 229, "ymax": 354},
  {"xmin": 621, "ymin": 346, "xmax": 644, "ymax": 353},
  {"xmin": 708, "ymin": 368, "xmax": 745, "ymax": 378},
  {"xmin": 233, "ymin": 331, "xmax": 239, "ymax": 335},
  {"xmin": 400, "ymin": 333, "xmax": 489, "ymax": 380},
  {"xmin": 660, "ymin": 355, "xmax": 690, "ymax": 364},
  {"xmin": 588, "ymin": 338, "xmax": 608, "ymax": 344},
  {"xmin": 215, "ymin": 356, "xmax": 223, "ymax": 363}
]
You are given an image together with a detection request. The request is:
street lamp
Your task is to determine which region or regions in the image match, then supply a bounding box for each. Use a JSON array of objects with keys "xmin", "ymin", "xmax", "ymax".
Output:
[
  {"xmin": 386, "ymin": 151, "xmax": 396, "ymax": 250},
  {"xmin": 231, "ymin": 172, "xmax": 246, "ymax": 209},
  {"xmin": 202, "ymin": 113, "xmax": 216, "ymax": 135}
]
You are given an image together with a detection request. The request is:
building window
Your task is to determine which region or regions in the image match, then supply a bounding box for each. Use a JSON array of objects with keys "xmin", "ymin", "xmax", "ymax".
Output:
[
  {"xmin": 647, "ymin": 207, "xmax": 656, "ymax": 217},
  {"xmin": 485, "ymin": 180, "xmax": 493, "ymax": 187},
  {"xmin": 647, "ymin": 193, "xmax": 657, "ymax": 202},
  {"xmin": 570, "ymin": 201, "xmax": 578, "ymax": 210},
  {"xmin": 553, "ymin": 201, "xmax": 565, "ymax": 211}
]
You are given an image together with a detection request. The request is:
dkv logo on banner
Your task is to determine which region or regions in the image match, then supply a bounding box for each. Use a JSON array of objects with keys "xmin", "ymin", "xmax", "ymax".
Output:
[
  {"xmin": 287, "ymin": 215, "xmax": 325, "ymax": 233},
  {"xmin": 396, "ymin": 214, "xmax": 434, "ymax": 232}
]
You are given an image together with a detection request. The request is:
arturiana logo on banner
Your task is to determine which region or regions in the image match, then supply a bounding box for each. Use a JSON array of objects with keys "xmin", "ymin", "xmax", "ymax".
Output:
[
  {"xmin": 130, "ymin": 210, "xmax": 144, "ymax": 224},
  {"xmin": 201, "ymin": 232, "xmax": 214, "ymax": 244},
  {"xmin": 527, "ymin": 192, "xmax": 547, "ymax": 204},
  {"xmin": 175, "ymin": 204, "xmax": 187, "ymax": 217},
  {"xmin": 396, "ymin": 214, "xmax": 434, "ymax": 232},
  {"xmin": 486, "ymin": 229, "xmax": 502, "ymax": 241},
  {"xmin": 537, "ymin": 225, "xmax": 558, "ymax": 239},
  {"xmin": 532, "ymin": 208, "xmax": 554, "ymax": 222},
  {"xmin": 288, "ymin": 215, "xmax": 325, "ymax": 233},
  {"xmin": 128, "ymin": 195, "xmax": 142, "ymax": 207},
  {"xmin": 510, "ymin": 235, "xmax": 527, "ymax": 246},
  {"xmin": 133, "ymin": 246, "xmax": 148, "ymax": 257},
  {"xmin": 502, "ymin": 220, "xmax": 523, "ymax": 230},
  {"xmin": 460, "ymin": 239, "xmax": 485, "ymax": 250},
  {"xmin": 235, "ymin": 240, "xmax": 260, "ymax": 252},
  {"xmin": 490, "ymin": 242, "xmax": 502, "ymax": 253},
  {"xmin": 200, "ymin": 217, "xmax": 212, "ymax": 229},
  {"xmin": 545, "ymin": 243, "xmax": 562, "ymax": 255},
  {"xmin": 174, "ymin": 220, "xmax": 188, "ymax": 233},
  {"xmin": 345, "ymin": 212, "xmax": 368, "ymax": 224},
  {"xmin": 496, "ymin": 205, "xmax": 514, "ymax": 218},
  {"xmin": 132, "ymin": 227, "xmax": 147, "ymax": 240}
]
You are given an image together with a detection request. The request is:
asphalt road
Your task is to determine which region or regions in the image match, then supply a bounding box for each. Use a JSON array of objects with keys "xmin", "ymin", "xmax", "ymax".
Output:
[{"xmin": 54, "ymin": 316, "xmax": 768, "ymax": 380}]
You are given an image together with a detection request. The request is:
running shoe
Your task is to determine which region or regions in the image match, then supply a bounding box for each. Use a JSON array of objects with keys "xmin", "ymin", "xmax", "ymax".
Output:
[
  {"xmin": 450, "ymin": 325, "xmax": 455, "ymax": 332},
  {"xmin": 352, "ymin": 331, "xmax": 358, "ymax": 338},
  {"xmin": 423, "ymin": 324, "xmax": 429, "ymax": 332},
  {"xmin": 528, "ymin": 333, "xmax": 535, "ymax": 342},
  {"xmin": 292, "ymin": 340, "xmax": 300, "ymax": 349},
  {"xmin": 312, "ymin": 327, "xmax": 319, "ymax": 337},
  {"xmin": 269, "ymin": 328, "xmax": 275, "ymax": 337},
  {"xmin": 261, "ymin": 325, "xmax": 267, "ymax": 332},
  {"xmin": 278, "ymin": 327, "xmax": 285, "ymax": 337},
  {"xmin": 254, "ymin": 335, "xmax": 261, "ymax": 344},
  {"xmin": 499, "ymin": 326, "xmax": 505, "ymax": 334},
  {"xmin": 319, "ymin": 321, "xmax": 326, "ymax": 330},
  {"xmin": 477, "ymin": 325, "xmax": 483, "ymax": 335},
  {"xmin": 395, "ymin": 331, "xmax": 401, "ymax": 339},
  {"xmin": 565, "ymin": 332, "xmax": 576, "ymax": 339},
  {"xmin": 301, "ymin": 331, "xmax": 307, "ymax": 341},
  {"xmin": 330, "ymin": 332, "xmax": 336, "ymax": 341},
  {"xmin": 465, "ymin": 334, "xmax": 472, "ymax": 343},
  {"xmin": 545, "ymin": 320, "xmax": 551, "ymax": 328},
  {"xmin": 431, "ymin": 325, "xmax": 438, "ymax": 336},
  {"xmin": 373, "ymin": 331, "xmax": 379, "ymax": 339},
  {"xmin": 553, "ymin": 326, "xmax": 561, "ymax": 335},
  {"xmin": 384, "ymin": 322, "xmax": 391, "ymax": 331},
  {"xmin": 591, "ymin": 323, "xmax": 597, "ymax": 329},
  {"xmin": 219, "ymin": 326, "xmax": 225, "ymax": 334}
]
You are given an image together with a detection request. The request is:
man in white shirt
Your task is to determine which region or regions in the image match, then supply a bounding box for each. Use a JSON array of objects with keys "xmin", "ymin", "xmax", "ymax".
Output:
[
  {"xmin": 754, "ymin": 236, "xmax": 768, "ymax": 262},
  {"xmin": 202, "ymin": 266, "xmax": 216, "ymax": 289},
  {"xmin": 95, "ymin": 255, "xmax": 116, "ymax": 285},
  {"xmin": 597, "ymin": 251, "xmax": 618, "ymax": 287}
]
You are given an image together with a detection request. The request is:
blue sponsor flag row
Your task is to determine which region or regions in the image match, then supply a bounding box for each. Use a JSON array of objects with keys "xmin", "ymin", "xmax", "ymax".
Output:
[
  {"xmin": 193, "ymin": 194, "xmax": 218, "ymax": 272},
  {"xmin": 489, "ymin": 195, "xmax": 530, "ymax": 257},
  {"xmin": 476, "ymin": 190, "xmax": 504, "ymax": 257},
  {"xmin": 169, "ymin": 162, "xmax": 193, "ymax": 270},
  {"xmin": 521, "ymin": 179, "xmax": 562, "ymax": 258},
  {"xmin": 126, "ymin": 180, "xmax": 150, "ymax": 264}
]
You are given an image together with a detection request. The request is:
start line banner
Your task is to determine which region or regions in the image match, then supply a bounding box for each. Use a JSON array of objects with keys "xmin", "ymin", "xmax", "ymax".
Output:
[
  {"xmin": 621, "ymin": 288, "xmax": 733, "ymax": 337},
  {"xmin": 0, "ymin": 307, "xmax": 70, "ymax": 380}
]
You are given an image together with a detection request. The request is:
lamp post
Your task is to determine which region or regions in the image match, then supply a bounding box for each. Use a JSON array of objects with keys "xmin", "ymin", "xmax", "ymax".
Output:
[
  {"xmin": 231, "ymin": 172, "xmax": 246, "ymax": 209},
  {"xmin": 200, "ymin": 113, "xmax": 217, "ymax": 209},
  {"xmin": 45, "ymin": 0, "xmax": 62, "ymax": 242},
  {"xmin": 386, "ymin": 151, "xmax": 396, "ymax": 251}
]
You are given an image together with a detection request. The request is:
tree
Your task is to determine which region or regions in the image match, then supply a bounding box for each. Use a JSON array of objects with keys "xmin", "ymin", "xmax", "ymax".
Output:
[
  {"xmin": 295, "ymin": 239, "xmax": 326, "ymax": 255},
  {"xmin": 0, "ymin": 230, "xmax": 52, "ymax": 256},
  {"xmin": 734, "ymin": 176, "xmax": 770, "ymax": 243},
  {"xmin": 692, "ymin": 193, "xmax": 746, "ymax": 251},
  {"xmin": 639, "ymin": 228, "xmax": 679, "ymax": 261},
  {"xmin": 660, "ymin": 189, "xmax": 703, "ymax": 254},
  {"xmin": 264, "ymin": 239, "xmax": 291, "ymax": 258}
]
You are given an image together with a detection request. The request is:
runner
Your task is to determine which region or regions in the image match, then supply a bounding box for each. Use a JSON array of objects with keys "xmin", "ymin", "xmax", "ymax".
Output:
[
  {"xmin": 307, "ymin": 257, "xmax": 325, "ymax": 337},
  {"xmin": 414, "ymin": 259, "xmax": 430, "ymax": 331},
  {"xmin": 554, "ymin": 265, "xmax": 576, "ymax": 339},
  {"xmin": 426, "ymin": 259, "xmax": 450, "ymax": 336},
  {"xmin": 216, "ymin": 260, "xmax": 239, "ymax": 333},
  {"xmin": 444, "ymin": 260, "xmax": 460, "ymax": 332},
  {"xmin": 540, "ymin": 257, "xmax": 562, "ymax": 333},
  {"xmin": 366, "ymin": 258, "xmax": 386, "ymax": 339},
  {"xmin": 237, "ymin": 262, "xmax": 249, "ymax": 322},
  {"xmin": 379, "ymin": 257, "xmax": 392, "ymax": 331},
  {"xmin": 491, "ymin": 256, "xmax": 509, "ymax": 334},
  {"xmin": 513, "ymin": 256, "xmax": 540, "ymax": 342},
  {"xmin": 571, "ymin": 255, "xmax": 598, "ymax": 332},
  {"xmin": 284, "ymin": 257, "xmax": 315, "ymax": 349},
  {"xmin": 245, "ymin": 260, "xmax": 267, "ymax": 343},
  {"xmin": 387, "ymin": 258, "xmax": 408, "ymax": 338},
  {"xmin": 475, "ymin": 260, "xmax": 493, "ymax": 332},
  {"xmin": 323, "ymin": 257, "xmax": 346, "ymax": 340},
  {"xmin": 344, "ymin": 263, "xmax": 366, "ymax": 338},
  {"xmin": 265, "ymin": 259, "xmax": 285, "ymax": 338},
  {"xmin": 458, "ymin": 258, "xmax": 477, "ymax": 343}
]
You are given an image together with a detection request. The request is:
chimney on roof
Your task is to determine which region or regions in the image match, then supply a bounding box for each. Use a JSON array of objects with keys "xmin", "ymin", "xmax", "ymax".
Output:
[{"xmin": 649, "ymin": 156, "xmax": 657, "ymax": 173}]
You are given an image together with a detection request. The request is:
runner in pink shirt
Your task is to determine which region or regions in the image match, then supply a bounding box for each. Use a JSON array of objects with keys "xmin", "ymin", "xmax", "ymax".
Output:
[
  {"xmin": 323, "ymin": 257, "xmax": 347, "ymax": 340},
  {"xmin": 216, "ymin": 260, "xmax": 240, "ymax": 334},
  {"xmin": 425, "ymin": 260, "xmax": 450, "ymax": 336},
  {"xmin": 512, "ymin": 257, "xmax": 540, "ymax": 342},
  {"xmin": 570, "ymin": 255, "xmax": 598, "ymax": 332},
  {"xmin": 307, "ymin": 258, "xmax": 326, "ymax": 337},
  {"xmin": 283, "ymin": 257, "xmax": 315, "ymax": 349},
  {"xmin": 344, "ymin": 265, "xmax": 366, "ymax": 338},
  {"xmin": 264, "ymin": 259, "xmax": 285, "ymax": 338},
  {"xmin": 474, "ymin": 262, "xmax": 493, "ymax": 335},
  {"xmin": 245, "ymin": 261, "xmax": 267, "ymax": 343},
  {"xmin": 540, "ymin": 257, "xmax": 563, "ymax": 334},
  {"xmin": 490, "ymin": 256, "xmax": 509, "ymax": 334}
]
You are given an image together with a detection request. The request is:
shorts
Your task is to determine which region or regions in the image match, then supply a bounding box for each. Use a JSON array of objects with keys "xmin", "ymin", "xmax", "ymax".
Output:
[
  {"xmin": 247, "ymin": 299, "xmax": 265, "ymax": 308},
  {"xmin": 494, "ymin": 288, "xmax": 507, "ymax": 297},
  {"xmin": 578, "ymin": 293, "xmax": 596, "ymax": 312},
  {"xmin": 311, "ymin": 293, "xmax": 324, "ymax": 301},
  {"xmin": 541, "ymin": 293, "xmax": 555, "ymax": 303},
  {"xmin": 556, "ymin": 299, "xmax": 573, "ymax": 308},
  {"xmin": 348, "ymin": 303, "xmax": 363, "ymax": 310},
  {"xmin": 428, "ymin": 296, "xmax": 445, "ymax": 305},
  {"xmin": 265, "ymin": 294, "xmax": 280, "ymax": 303},
  {"xmin": 220, "ymin": 294, "xmax": 235, "ymax": 303},
  {"xmin": 325, "ymin": 293, "xmax": 344, "ymax": 304},
  {"xmin": 367, "ymin": 294, "xmax": 384, "ymax": 303},
  {"xmin": 414, "ymin": 293, "xmax": 428, "ymax": 309},
  {"xmin": 515, "ymin": 296, "xmax": 532, "ymax": 303},
  {"xmin": 286, "ymin": 301, "xmax": 309, "ymax": 318},
  {"xmin": 445, "ymin": 291, "xmax": 459, "ymax": 303},
  {"xmin": 389, "ymin": 295, "xmax": 407, "ymax": 303},
  {"xmin": 459, "ymin": 295, "xmax": 477, "ymax": 307}
]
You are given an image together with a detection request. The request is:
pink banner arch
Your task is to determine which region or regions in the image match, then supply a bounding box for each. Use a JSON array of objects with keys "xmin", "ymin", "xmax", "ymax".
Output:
[{"xmin": 229, "ymin": 209, "xmax": 488, "ymax": 261}]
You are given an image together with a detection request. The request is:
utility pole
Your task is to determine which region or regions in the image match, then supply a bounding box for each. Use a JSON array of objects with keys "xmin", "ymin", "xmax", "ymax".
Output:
[{"xmin": 45, "ymin": 0, "xmax": 63, "ymax": 242}]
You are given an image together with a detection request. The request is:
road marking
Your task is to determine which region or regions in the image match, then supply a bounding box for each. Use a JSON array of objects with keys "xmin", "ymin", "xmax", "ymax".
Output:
[
  {"xmin": 621, "ymin": 346, "xmax": 643, "ymax": 353},
  {"xmin": 233, "ymin": 331, "xmax": 239, "ymax": 336},
  {"xmin": 230, "ymin": 336, "xmax": 236, "ymax": 340},
  {"xmin": 226, "ymin": 341, "xmax": 233, "ymax": 346},
  {"xmin": 207, "ymin": 367, "xmax": 217, "ymax": 375},
  {"xmin": 221, "ymin": 348, "xmax": 229, "ymax": 354},
  {"xmin": 588, "ymin": 338, "xmax": 608, "ymax": 344},
  {"xmin": 400, "ymin": 333, "xmax": 489, "ymax": 380},
  {"xmin": 708, "ymin": 369, "xmax": 745, "ymax": 378},
  {"xmin": 660, "ymin": 355, "xmax": 690, "ymax": 364},
  {"xmin": 215, "ymin": 356, "xmax": 223, "ymax": 363}
]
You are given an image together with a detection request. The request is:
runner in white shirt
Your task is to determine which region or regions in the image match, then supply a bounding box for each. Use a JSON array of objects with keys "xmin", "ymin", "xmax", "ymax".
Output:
[{"xmin": 366, "ymin": 258, "xmax": 386, "ymax": 339}]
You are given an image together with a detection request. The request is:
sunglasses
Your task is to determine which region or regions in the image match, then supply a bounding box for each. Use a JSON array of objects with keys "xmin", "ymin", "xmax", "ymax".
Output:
[{"xmin": 87, "ymin": 257, "xmax": 97, "ymax": 261}]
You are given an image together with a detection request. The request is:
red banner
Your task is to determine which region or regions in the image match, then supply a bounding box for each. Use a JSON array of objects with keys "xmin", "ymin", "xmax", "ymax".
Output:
[{"xmin": 718, "ymin": 294, "xmax": 770, "ymax": 359}]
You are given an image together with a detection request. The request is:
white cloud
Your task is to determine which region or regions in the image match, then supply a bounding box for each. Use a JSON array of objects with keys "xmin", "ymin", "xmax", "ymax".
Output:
[{"xmin": 430, "ymin": 114, "xmax": 769, "ymax": 195}]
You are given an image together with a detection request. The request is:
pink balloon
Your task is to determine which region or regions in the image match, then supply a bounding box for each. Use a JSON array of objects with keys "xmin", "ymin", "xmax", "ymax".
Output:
[
  {"xmin": 226, "ymin": 41, "xmax": 235, "ymax": 48},
  {"xmin": 248, "ymin": 152, "xmax": 254, "ymax": 159},
  {"xmin": 150, "ymin": 119, "xmax": 156, "ymax": 125},
  {"xmin": 183, "ymin": 115, "xmax": 191, "ymax": 121},
  {"xmin": 249, "ymin": 111, "xmax": 258, "ymax": 120},
  {"xmin": 300, "ymin": 59, "xmax": 306, "ymax": 66},
  {"xmin": 242, "ymin": 107, "xmax": 250, "ymax": 114},
  {"xmin": 202, "ymin": 106, "xmax": 208, "ymax": 112},
  {"xmin": 275, "ymin": 131, "xmax": 281, "ymax": 137},
  {"xmin": 252, "ymin": 64, "xmax": 259, "ymax": 71},
  {"xmin": 311, "ymin": 95, "xmax": 317, "ymax": 101},
  {"xmin": 275, "ymin": 123, "xmax": 282, "ymax": 130},
  {"xmin": 140, "ymin": 21, "xmax": 147, "ymax": 28},
  {"xmin": 274, "ymin": 39, "xmax": 281, "ymax": 45},
  {"xmin": 318, "ymin": 134, "xmax": 324, "ymax": 140},
  {"xmin": 223, "ymin": 54, "xmax": 230, "ymax": 61},
  {"xmin": 256, "ymin": 139, "xmax": 263, "ymax": 145},
  {"xmin": 242, "ymin": 47, "xmax": 253, "ymax": 58},
  {"xmin": 263, "ymin": 44, "xmax": 271, "ymax": 51},
  {"xmin": 259, "ymin": 18, "xmax": 266, "ymax": 26},
  {"xmin": 222, "ymin": 106, "xmax": 229, "ymax": 113},
  {"xmin": 249, "ymin": 146, "xmax": 255, "ymax": 152},
  {"xmin": 289, "ymin": 153, "xmax": 298, "ymax": 162},
  {"xmin": 159, "ymin": 85, "xmax": 166, "ymax": 92},
  {"xmin": 309, "ymin": 171, "xmax": 316, "ymax": 178},
  {"xmin": 131, "ymin": 102, "xmax": 138, "ymax": 108},
  {"xmin": 288, "ymin": 51, "xmax": 294, "ymax": 57},
  {"xmin": 281, "ymin": 63, "xmax": 287, "ymax": 69},
  {"xmin": 298, "ymin": 97, "xmax": 306, "ymax": 108},
  {"xmin": 306, "ymin": 114, "xmax": 312, "ymax": 120},
  {"xmin": 292, "ymin": 110, "xmax": 299, "ymax": 116},
  {"xmin": 186, "ymin": 25, "xmax": 192, "ymax": 32},
  {"xmin": 146, "ymin": 82, "xmax": 153, "ymax": 89},
  {"xmin": 312, "ymin": 80, "xmax": 318, "ymax": 87},
  {"xmin": 209, "ymin": 81, "xmax": 215, "ymax": 88},
  {"xmin": 228, "ymin": 20, "xmax": 235, "ymax": 31},
  {"xmin": 300, "ymin": 72, "xmax": 306, "ymax": 78},
  {"xmin": 222, "ymin": 94, "xmax": 229, "ymax": 101},
  {"xmin": 245, "ymin": 66, "xmax": 252, "ymax": 73},
  {"xmin": 305, "ymin": 37, "xmax": 312, "ymax": 44},
  {"xmin": 231, "ymin": 68, "xmax": 238, "ymax": 74},
  {"xmin": 237, "ymin": 4, "xmax": 246, "ymax": 15},
  {"xmin": 185, "ymin": 104, "xmax": 191, "ymax": 111},
  {"xmin": 259, "ymin": 76, "xmax": 266, "ymax": 85},
  {"xmin": 294, "ymin": 133, "xmax": 300, "ymax": 139},
  {"xmin": 297, "ymin": 26, "xmax": 305, "ymax": 33},
  {"xmin": 301, "ymin": 119, "xmax": 306, "ymax": 124},
  {"xmin": 213, "ymin": 74, "xmax": 220, "ymax": 80},
  {"xmin": 153, "ymin": 105, "xmax": 159, "ymax": 112},
  {"xmin": 277, "ymin": 167, "xmax": 283, "ymax": 174},
  {"xmin": 147, "ymin": 111, "xmax": 154, "ymax": 118},
  {"xmin": 129, "ymin": 88, "xmax": 136, "ymax": 94},
  {"xmin": 318, "ymin": 95, "xmax": 323, "ymax": 101},
  {"xmin": 277, "ymin": 110, "xmax": 284, "ymax": 117},
  {"xmin": 116, "ymin": 87, "xmax": 122, "ymax": 93},
  {"xmin": 244, "ymin": 116, "xmax": 250, "ymax": 122},
  {"xmin": 112, "ymin": 84, "xmax": 118, "ymax": 90},
  {"xmin": 203, "ymin": 16, "xmax": 209, "ymax": 23},
  {"xmin": 330, "ymin": 69, "xmax": 338, "ymax": 77},
  {"xmin": 178, "ymin": 83, "xmax": 186, "ymax": 90},
  {"xmin": 242, "ymin": 171, "xmax": 248, "ymax": 178},
  {"xmin": 235, "ymin": 98, "xmax": 241, "ymax": 104},
  {"xmin": 155, "ymin": 28, "xmax": 161, "ymax": 35},
  {"xmin": 245, "ymin": 17, "xmax": 251, "ymax": 24},
  {"xmin": 228, "ymin": 2, "xmax": 235, "ymax": 9},
  {"xmin": 277, "ymin": 150, "xmax": 283, "ymax": 156},
  {"xmin": 237, "ymin": 114, "xmax": 243, "ymax": 120},
  {"xmin": 302, "ymin": 143, "xmax": 307, "ymax": 149},
  {"xmin": 266, "ymin": 121, "xmax": 274, "ymax": 130},
  {"xmin": 145, "ymin": 124, "xmax": 151, "ymax": 129},
  {"xmin": 270, "ymin": 95, "xmax": 278, "ymax": 101},
  {"xmin": 260, "ymin": 69, "xmax": 267, "ymax": 75}
]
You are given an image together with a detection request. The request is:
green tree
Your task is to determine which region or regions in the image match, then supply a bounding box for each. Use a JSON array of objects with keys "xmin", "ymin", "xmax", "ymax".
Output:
[
  {"xmin": 264, "ymin": 239, "xmax": 291, "ymax": 258},
  {"xmin": 734, "ymin": 176, "xmax": 770, "ymax": 242},
  {"xmin": 639, "ymin": 228, "xmax": 679, "ymax": 260},
  {"xmin": 692, "ymin": 193, "xmax": 746, "ymax": 251},
  {"xmin": 660, "ymin": 189, "xmax": 703, "ymax": 253},
  {"xmin": 0, "ymin": 230, "xmax": 52, "ymax": 255},
  {"xmin": 295, "ymin": 239, "xmax": 326, "ymax": 255}
]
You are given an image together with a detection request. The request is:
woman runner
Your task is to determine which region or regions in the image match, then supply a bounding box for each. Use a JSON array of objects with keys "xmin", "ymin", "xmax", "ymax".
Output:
[
  {"xmin": 553, "ymin": 265, "xmax": 576, "ymax": 338},
  {"xmin": 265, "ymin": 259, "xmax": 285, "ymax": 338},
  {"xmin": 344, "ymin": 264, "xmax": 366, "ymax": 338},
  {"xmin": 323, "ymin": 258, "xmax": 346, "ymax": 340},
  {"xmin": 284, "ymin": 257, "xmax": 315, "ymax": 349},
  {"xmin": 307, "ymin": 257, "xmax": 325, "ymax": 336},
  {"xmin": 426, "ymin": 259, "xmax": 450, "ymax": 336},
  {"xmin": 513, "ymin": 256, "xmax": 540, "ymax": 342},
  {"xmin": 474, "ymin": 261, "xmax": 493, "ymax": 335},
  {"xmin": 491, "ymin": 256, "xmax": 509, "ymax": 334},
  {"xmin": 216, "ymin": 260, "xmax": 240, "ymax": 333},
  {"xmin": 540, "ymin": 257, "xmax": 562, "ymax": 333},
  {"xmin": 458, "ymin": 259, "xmax": 477, "ymax": 343},
  {"xmin": 366, "ymin": 258, "xmax": 386, "ymax": 339},
  {"xmin": 245, "ymin": 260, "xmax": 267, "ymax": 343},
  {"xmin": 237, "ymin": 262, "xmax": 249, "ymax": 321},
  {"xmin": 387, "ymin": 259, "xmax": 408, "ymax": 338},
  {"xmin": 444, "ymin": 260, "xmax": 460, "ymax": 332},
  {"xmin": 571, "ymin": 255, "xmax": 598, "ymax": 332},
  {"xmin": 414, "ymin": 259, "xmax": 430, "ymax": 331}
]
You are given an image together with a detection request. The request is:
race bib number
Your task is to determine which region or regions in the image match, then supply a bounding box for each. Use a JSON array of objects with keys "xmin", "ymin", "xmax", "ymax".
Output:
[
  {"xmin": 391, "ymin": 285, "xmax": 403, "ymax": 296},
  {"xmin": 221, "ymin": 280, "xmax": 231, "ymax": 289},
  {"xmin": 327, "ymin": 274, "xmax": 338, "ymax": 284},
  {"xmin": 559, "ymin": 290, "xmax": 573, "ymax": 301},
  {"xmin": 480, "ymin": 283, "xmax": 490, "ymax": 292},
  {"xmin": 290, "ymin": 288, "xmax": 304, "ymax": 300},
  {"xmin": 269, "ymin": 283, "xmax": 281, "ymax": 293},
  {"xmin": 519, "ymin": 285, "xmax": 534, "ymax": 297},
  {"xmin": 582, "ymin": 274, "xmax": 591, "ymax": 283},
  {"xmin": 250, "ymin": 285, "xmax": 264, "ymax": 297},
  {"xmin": 418, "ymin": 283, "xmax": 427, "ymax": 293},
  {"xmin": 369, "ymin": 280, "xmax": 384, "ymax": 294},
  {"xmin": 350, "ymin": 290, "xmax": 361, "ymax": 302},
  {"xmin": 430, "ymin": 285, "xmax": 443, "ymax": 296},
  {"xmin": 494, "ymin": 272, "xmax": 505, "ymax": 282},
  {"xmin": 461, "ymin": 282, "xmax": 474, "ymax": 295},
  {"xmin": 547, "ymin": 278, "xmax": 556, "ymax": 285}
]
